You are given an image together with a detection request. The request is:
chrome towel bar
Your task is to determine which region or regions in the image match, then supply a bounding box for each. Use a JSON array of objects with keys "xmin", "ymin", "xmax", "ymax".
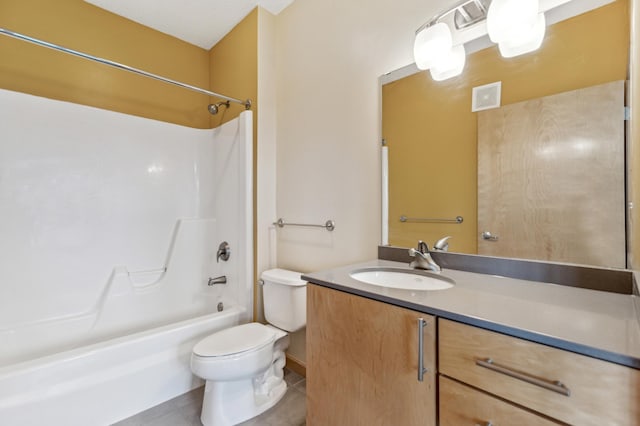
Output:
[
  {"xmin": 273, "ymin": 218, "xmax": 335, "ymax": 231},
  {"xmin": 400, "ymin": 215, "xmax": 463, "ymax": 224}
]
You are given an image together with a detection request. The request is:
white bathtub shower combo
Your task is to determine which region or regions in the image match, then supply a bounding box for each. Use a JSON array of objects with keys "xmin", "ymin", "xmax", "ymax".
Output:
[{"xmin": 0, "ymin": 88, "xmax": 254, "ymax": 425}]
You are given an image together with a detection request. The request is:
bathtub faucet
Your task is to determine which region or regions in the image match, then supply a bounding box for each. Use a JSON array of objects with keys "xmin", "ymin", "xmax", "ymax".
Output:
[{"xmin": 208, "ymin": 275, "xmax": 227, "ymax": 286}]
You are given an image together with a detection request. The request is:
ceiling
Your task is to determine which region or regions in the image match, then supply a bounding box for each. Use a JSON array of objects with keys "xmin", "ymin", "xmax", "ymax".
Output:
[
  {"xmin": 83, "ymin": 0, "xmax": 606, "ymax": 52},
  {"xmin": 84, "ymin": 0, "xmax": 295, "ymax": 49}
]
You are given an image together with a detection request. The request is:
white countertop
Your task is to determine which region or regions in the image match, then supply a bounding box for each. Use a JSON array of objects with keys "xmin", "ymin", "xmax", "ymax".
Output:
[{"xmin": 303, "ymin": 259, "xmax": 640, "ymax": 369}]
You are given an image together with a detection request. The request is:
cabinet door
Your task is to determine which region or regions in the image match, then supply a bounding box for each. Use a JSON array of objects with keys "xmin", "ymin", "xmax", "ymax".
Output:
[
  {"xmin": 306, "ymin": 284, "xmax": 436, "ymax": 426},
  {"xmin": 440, "ymin": 376, "xmax": 559, "ymax": 426}
]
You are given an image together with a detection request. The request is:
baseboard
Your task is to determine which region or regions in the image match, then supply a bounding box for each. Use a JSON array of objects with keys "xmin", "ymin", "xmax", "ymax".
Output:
[{"xmin": 285, "ymin": 353, "xmax": 306, "ymax": 377}]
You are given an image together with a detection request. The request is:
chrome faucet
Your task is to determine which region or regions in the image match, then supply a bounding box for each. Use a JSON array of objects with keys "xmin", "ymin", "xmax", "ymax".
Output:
[
  {"xmin": 208, "ymin": 275, "xmax": 227, "ymax": 286},
  {"xmin": 433, "ymin": 236, "xmax": 452, "ymax": 252},
  {"xmin": 408, "ymin": 240, "xmax": 441, "ymax": 272}
]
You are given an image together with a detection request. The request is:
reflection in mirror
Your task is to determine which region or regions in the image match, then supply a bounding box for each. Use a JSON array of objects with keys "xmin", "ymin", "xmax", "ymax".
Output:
[{"xmin": 381, "ymin": 1, "xmax": 629, "ymax": 268}]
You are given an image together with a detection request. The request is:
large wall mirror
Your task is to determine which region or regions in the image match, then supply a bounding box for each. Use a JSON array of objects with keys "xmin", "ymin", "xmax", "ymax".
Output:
[{"xmin": 381, "ymin": 0, "xmax": 630, "ymax": 268}]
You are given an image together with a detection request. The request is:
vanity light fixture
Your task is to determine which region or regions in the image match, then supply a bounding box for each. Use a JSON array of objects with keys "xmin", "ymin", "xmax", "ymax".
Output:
[
  {"xmin": 413, "ymin": 0, "xmax": 555, "ymax": 81},
  {"xmin": 487, "ymin": 0, "xmax": 546, "ymax": 58},
  {"xmin": 413, "ymin": 22, "xmax": 453, "ymax": 71},
  {"xmin": 430, "ymin": 44, "xmax": 466, "ymax": 81},
  {"xmin": 413, "ymin": 21, "xmax": 468, "ymax": 81}
]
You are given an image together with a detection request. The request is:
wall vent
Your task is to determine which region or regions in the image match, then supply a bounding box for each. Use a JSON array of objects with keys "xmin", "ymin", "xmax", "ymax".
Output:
[{"xmin": 472, "ymin": 81, "xmax": 502, "ymax": 112}]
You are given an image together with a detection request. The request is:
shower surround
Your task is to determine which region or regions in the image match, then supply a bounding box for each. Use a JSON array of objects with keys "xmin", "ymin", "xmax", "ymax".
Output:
[{"xmin": 0, "ymin": 88, "xmax": 253, "ymax": 425}]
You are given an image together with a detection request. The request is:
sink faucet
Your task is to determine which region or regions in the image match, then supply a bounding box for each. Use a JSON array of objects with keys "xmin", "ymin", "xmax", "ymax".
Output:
[{"xmin": 408, "ymin": 240, "xmax": 441, "ymax": 272}]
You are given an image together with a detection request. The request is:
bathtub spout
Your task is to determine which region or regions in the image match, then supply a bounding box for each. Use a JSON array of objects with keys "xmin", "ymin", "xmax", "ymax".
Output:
[{"xmin": 208, "ymin": 276, "xmax": 227, "ymax": 286}]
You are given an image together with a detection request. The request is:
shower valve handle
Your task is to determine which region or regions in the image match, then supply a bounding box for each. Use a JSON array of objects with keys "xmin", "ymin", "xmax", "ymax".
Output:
[{"xmin": 217, "ymin": 241, "xmax": 230, "ymax": 262}]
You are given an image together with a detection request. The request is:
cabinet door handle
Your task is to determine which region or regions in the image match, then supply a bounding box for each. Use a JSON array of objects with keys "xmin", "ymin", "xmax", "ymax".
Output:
[
  {"xmin": 417, "ymin": 318, "xmax": 428, "ymax": 382},
  {"xmin": 481, "ymin": 231, "xmax": 499, "ymax": 241},
  {"xmin": 476, "ymin": 358, "xmax": 571, "ymax": 396}
]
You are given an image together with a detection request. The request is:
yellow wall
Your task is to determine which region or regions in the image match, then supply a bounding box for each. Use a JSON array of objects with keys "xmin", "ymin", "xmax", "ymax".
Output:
[
  {"xmin": 383, "ymin": 1, "xmax": 629, "ymax": 253},
  {"xmin": 208, "ymin": 9, "xmax": 258, "ymax": 129},
  {"xmin": 0, "ymin": 0, "xmax": 212, "ymax": 128}
]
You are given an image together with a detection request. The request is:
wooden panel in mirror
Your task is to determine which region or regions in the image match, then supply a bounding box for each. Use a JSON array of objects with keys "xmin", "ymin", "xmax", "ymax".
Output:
[{"xmin": 477, "ymin": 80, "xmax": 625, "ymax": 267}]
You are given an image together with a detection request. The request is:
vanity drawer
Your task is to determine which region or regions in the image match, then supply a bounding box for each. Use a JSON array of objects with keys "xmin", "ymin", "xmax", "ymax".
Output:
[
  {"xmin": 439, "ymin": 319, "xmax": 640, "ymax": 426},
  {"xmin": 439, "ymin": 376, "xmax": 559, "ymax": 426}
]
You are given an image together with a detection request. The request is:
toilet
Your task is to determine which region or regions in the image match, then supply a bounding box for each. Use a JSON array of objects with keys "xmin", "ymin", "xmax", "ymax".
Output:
[{"xmin": 190, "ymin": 268, "xmax": 306, "ymax": 426}]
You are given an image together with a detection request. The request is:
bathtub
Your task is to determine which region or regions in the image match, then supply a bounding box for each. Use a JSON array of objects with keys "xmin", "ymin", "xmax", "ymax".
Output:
[
  {"xmin": 0, "ymin": 304, "xmax": 245, "ymax": 426},
  {"xmin": 0, "ymin": 218, "xmax": 249, "ymax": 426}
]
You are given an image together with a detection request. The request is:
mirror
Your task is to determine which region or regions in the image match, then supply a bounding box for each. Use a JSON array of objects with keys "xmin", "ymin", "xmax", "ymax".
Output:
[{"xmin": 381, "ymin": 1, "xmax": 630, "ymax": 268}]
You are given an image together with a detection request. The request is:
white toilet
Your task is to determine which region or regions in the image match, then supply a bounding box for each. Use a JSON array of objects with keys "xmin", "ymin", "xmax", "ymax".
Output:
[{"xmin": 190, "ymin": 268, "xmax": 306, "ymax": 426}]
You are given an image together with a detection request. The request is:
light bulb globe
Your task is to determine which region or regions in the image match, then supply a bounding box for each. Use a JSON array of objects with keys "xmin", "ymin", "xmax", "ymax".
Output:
[{"xmin": 413, "ymin": 22, "xmax": 453, "ymax": 70}]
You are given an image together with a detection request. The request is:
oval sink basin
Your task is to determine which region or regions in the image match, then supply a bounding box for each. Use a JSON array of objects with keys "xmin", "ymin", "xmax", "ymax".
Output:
[{"xmin": 349, "ymin": 268, "xmax": 454, "ymax": 291}]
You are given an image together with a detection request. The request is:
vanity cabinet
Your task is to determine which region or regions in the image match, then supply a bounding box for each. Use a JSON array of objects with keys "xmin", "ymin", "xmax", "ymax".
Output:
[
  {"xmin": 306, "ymin": 284, "xmax": 436, "ymax": 426},
  {"xmin": 439, "ymin": 319, "xmax": 640, "ymax": 425},
  {"xmin": 306, "ymin": 284, "xmax": 640, "ymax": 426}
]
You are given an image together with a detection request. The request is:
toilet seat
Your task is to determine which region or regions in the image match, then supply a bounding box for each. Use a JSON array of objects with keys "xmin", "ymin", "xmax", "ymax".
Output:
[{"xmin": 193, "ymin": 323, "xmax": 275, "ymax": 358}]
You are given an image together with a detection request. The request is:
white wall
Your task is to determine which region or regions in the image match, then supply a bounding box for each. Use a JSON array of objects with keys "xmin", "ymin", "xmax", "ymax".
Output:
[
  {"xmin": 256, "ymin": 7, "xmax": 278, "ymax": 322},
  {"xmin": 273, "ymin": 0, "xmax": 453, "ymax": 362},
  {"xmin": 274, "ymin": 0, "xmax": 451, "ymax": 273}
]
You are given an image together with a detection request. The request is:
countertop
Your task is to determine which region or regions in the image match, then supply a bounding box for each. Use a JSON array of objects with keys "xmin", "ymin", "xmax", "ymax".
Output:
[{"xmin": 302, "ymin": 259, "xmax": 640, "ymax": 369}]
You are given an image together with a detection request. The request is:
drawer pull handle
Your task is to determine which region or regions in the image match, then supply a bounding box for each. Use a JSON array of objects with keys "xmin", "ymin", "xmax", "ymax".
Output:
[
  {"xmin": 475, "ymin": 423, "xmax": 493, "ymax": 426},
  {"xmin": 476, "ymin": 358, "xmax": 571, "ymax": 397},
  {"xmin": 417, "ymin": 318, "xmax": 428, "ymax": 382}
]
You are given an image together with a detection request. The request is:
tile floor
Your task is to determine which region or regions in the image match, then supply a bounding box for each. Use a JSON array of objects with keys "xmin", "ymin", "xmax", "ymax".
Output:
[{"xmin": 113, "ymin": 369, "xmax": 306, "ymax": 426}]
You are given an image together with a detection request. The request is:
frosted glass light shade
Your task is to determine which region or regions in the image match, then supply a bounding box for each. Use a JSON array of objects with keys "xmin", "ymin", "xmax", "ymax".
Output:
[
  {"xmin": 413, "ymin": 22, "xmax": 452, "ymax": 70},
  {"xmin": 487, "ymin": 0, "xmax": 545, "ymax": 58},
  {"xmin": 498, "ymin": 13, "xmax": 546, "ymax": 58},
  {"xmin": 430, "ymin": 45, "xmax": 466, "ymax": 81},
  {"xmin": 487, "ymin": 0, "xmax": 538, "ymax": 43}
]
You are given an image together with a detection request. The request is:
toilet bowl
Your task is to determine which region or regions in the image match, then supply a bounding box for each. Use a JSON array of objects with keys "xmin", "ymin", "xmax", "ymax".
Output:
[{"xmin": 190, "ymin": 269, "xmax": 306, "ymax": 426}]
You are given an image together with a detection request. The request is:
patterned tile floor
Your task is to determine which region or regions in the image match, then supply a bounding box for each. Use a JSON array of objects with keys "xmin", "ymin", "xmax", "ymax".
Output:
[{"xmin": 114, "ymin": 369, "xmax": 306, "ymax": 426}]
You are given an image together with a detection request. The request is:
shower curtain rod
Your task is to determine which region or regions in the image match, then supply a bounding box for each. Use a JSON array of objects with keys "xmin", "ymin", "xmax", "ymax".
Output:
[{"xmin": 0, "ymin": 27, "xmax": 252, "ymax": 110}]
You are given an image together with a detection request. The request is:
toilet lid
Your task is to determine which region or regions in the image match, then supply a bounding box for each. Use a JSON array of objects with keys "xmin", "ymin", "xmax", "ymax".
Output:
[{"xmin": 193, "ymin": 323, "xmax": 275, "ymax": 357}]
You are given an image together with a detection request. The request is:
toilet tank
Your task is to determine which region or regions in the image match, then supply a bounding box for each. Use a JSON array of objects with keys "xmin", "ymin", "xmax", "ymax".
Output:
[{"xmin": 261, "ymin": 268, "xmax": 306, "ymax": 332}]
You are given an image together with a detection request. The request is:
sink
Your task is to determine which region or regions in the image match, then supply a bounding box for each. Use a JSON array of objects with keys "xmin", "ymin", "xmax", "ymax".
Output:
[{"xmin": 349, "ymin": 268, "xmax": 454, "ymax": 291}]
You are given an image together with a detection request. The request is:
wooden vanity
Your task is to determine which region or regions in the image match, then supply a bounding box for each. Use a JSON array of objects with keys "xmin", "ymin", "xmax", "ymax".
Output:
[
  {"xmin": 306, "ymin": 283, "xmax": 640, "ymax": 425},
  {"xmin": 306, "ymin": 284, "xmax": 437, "ymax": 425}
]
